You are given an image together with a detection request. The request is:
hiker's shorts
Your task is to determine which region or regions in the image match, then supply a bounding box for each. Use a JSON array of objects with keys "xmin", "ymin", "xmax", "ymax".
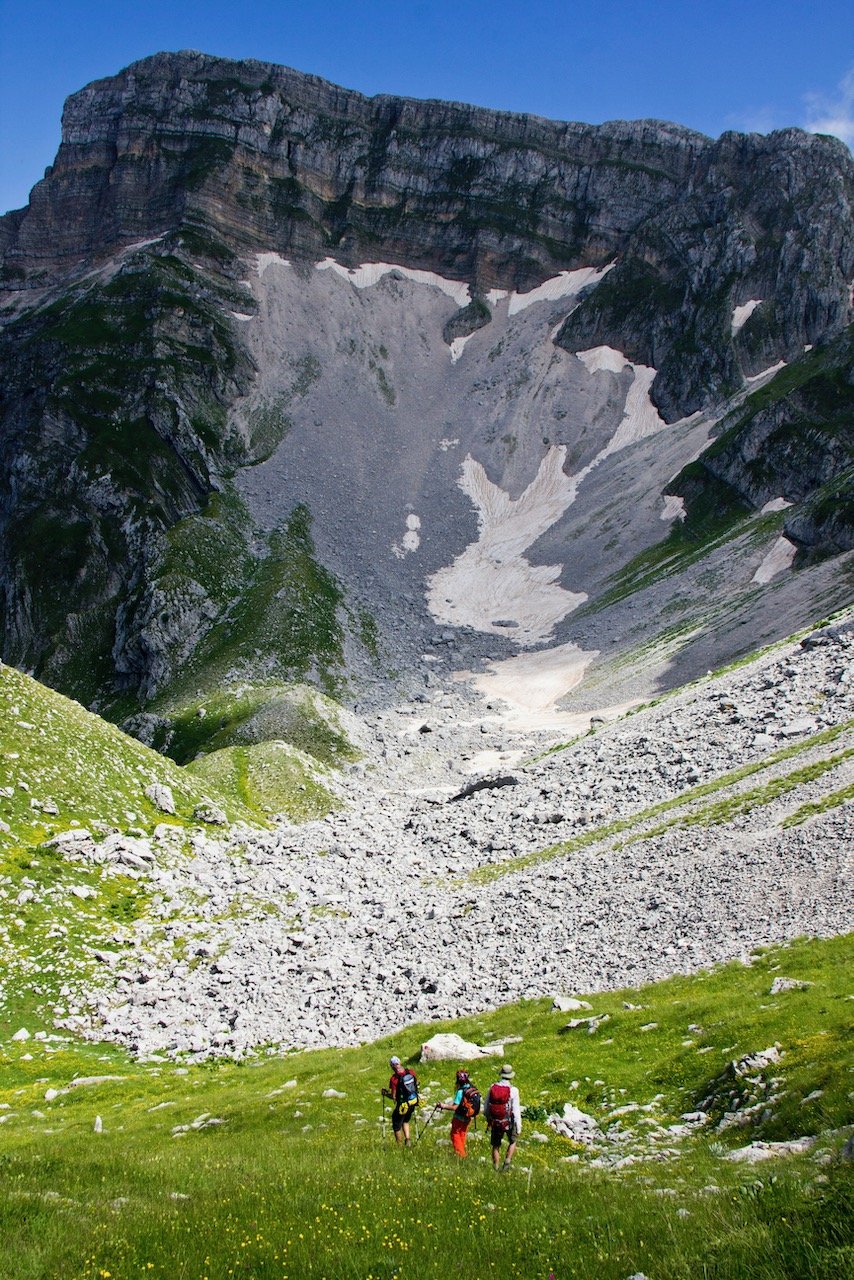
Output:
[
  {"xmin": 490, "ymin": 1123, "xmax": 517, "ymax": 1148},
  {"xmin": 392, "ymin": 1106, "xmax": 413, "ymax": 1132}
]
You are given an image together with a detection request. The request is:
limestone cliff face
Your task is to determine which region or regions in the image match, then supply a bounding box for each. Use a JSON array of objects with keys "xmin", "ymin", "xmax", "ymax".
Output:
[
  {"xmin": 0, "ymin": 51, "xmax": 852, "ymax": 713},
  {"xmin": 2, "ymin": 50, "xmax": 852, "ymax": 414}
]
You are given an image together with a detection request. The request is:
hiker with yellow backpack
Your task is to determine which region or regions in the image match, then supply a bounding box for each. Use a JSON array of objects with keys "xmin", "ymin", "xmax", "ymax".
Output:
[
  {"xmin": 436, "ymin": 1069, "xmax": 481, "ymax": 1157},
  {"xmin": 382, "ymin": 1055, "xmax": 420, "ymax": 1147}
]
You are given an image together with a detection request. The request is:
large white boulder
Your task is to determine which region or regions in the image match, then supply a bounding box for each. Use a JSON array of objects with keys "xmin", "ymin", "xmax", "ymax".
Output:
[{"xmin": 420, "ymin": 1033, "xmax": 504, "ymax": 1061}]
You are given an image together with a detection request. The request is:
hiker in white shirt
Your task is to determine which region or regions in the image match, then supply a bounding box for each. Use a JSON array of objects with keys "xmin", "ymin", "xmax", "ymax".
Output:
[{"xmin": 484, "ymin": 1063, "xmax": 522, "ymax": 1171}]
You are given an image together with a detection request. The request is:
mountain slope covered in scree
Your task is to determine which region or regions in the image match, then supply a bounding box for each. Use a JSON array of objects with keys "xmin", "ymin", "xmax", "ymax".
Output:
[{"xmin": 0, "ymin": 49, "xmax": 851, "ymax": 750}]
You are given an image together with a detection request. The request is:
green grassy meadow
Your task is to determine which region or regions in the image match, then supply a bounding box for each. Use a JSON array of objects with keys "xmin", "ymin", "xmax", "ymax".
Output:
[{"xmin": 0, "ymin": 935, "xmax": 851, "ymax": 1280}]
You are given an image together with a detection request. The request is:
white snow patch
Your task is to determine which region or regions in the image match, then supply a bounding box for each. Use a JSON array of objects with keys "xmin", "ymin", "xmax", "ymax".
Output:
[
  {"xmin": 575, "ymin": 348, "xmax": 668, "ymax": 459},
  {"xmin": 449, "ymin": 334, "xmax": 474, "ymax": 363},
  {"xmin": 507, "ymin": 264, "xmax": 614, "ymax": 316},
  {"xmin": 457, "ymin": 645, "xmax": 638, "ymax": 733},
  {"xmin": 745, "ymin": 360, "xmax": 786, "ymax": 387},
  {"xmin": 661, "ymin": 494, "xmax": 686, "ymax": 522},
  {"xmin": 230, "ymin": 311, "xmax": 255, "ymax": 322},
  {"xmin": 486, "ymin": 288, "xmax": 508, "ymax": 306},
  {"xmin": 428, "ymin": 350, "xmax": 671, "ymax": 646},
  {"xmin": 392, "ymin": 514, "xmax": 421, "ymax": 559},
  {"xmin": 426, "ymin": 448, "xmax": 587, "ymax": 645},
  {"xmin": 804, "ymin": 344, "xmax": 813, "ymax": 352},
  {"xmin": 576, "ymin": 345, "xmax": 630, "ymax": 376},
  {"xmin": 760, "ymin": 497, "xmax": 793, "ymax": 514},
  {"xmin": 752, "ymin": 536, "xmax": 798, "ymax": 585},
  {"xmin": 256, "ymin": 252, "xmax": 292, "ymax": 275},
  {"xmin": 315, "ymin": 259, "xmax": 471, "ymax": 307},
  {"xmin": 731, "ymin": 299, "xmax": 762, "ymax": 334},
  {"xmin": 469, "ymin": 643, "xmax": 597, "ymax": 714}
]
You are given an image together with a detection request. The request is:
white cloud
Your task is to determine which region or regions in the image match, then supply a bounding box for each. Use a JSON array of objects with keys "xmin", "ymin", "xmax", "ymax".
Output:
[{"xmin": 803, "ymin": 67, "xmax": 854, "ymax": 148}]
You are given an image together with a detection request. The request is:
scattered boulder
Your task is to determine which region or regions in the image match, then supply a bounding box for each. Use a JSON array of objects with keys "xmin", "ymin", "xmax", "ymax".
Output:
[
  {"xmin": 48, "ymin": 829, "xmax": 92, "ymax": 847},
  {"xmin": 145, "ymin": 783, "xmax": 176, "ymax": 815},
  {"xmin": 449, "ymin": 775, "xmax": 518, "ymax": 803},
  {"xmin": 547, "ymin": 1103, "xmax": 602, "ymax": 1145},
  {"xmin": 770, "ymin": 977, "xmax": 812, "ymax": 994},
  {"xmin": 551, "ymin": 996, "xmax": 592, "ymax": 1013},
  {"xmin": 193, "ymin": 800, "xmax": 228, "ymax": 826},
  {"xmin": 725, "ymin": 1136, "xmax": 815, "ymax": 1163},
  {"xmin": 420, "ymin": 1033, "xmax": 503, "ymax": 1061},
  {"xmin": 560, "ymin": 1015, "xmax": 609, "ymax": 1035},
  {"xmin": 732, "ymin": 1045, "xmax": 783, "ymax": 1077}
]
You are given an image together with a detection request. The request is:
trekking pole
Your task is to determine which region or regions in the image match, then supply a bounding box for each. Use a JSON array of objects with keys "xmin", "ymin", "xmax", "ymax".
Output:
[
  {"xmin": 381, "ymin": 1091, "xmax": 387, "ymax": 1142},
  {"xmin": 416, "ymin": 1103, "xmax": 441, "ymax": 1143}
]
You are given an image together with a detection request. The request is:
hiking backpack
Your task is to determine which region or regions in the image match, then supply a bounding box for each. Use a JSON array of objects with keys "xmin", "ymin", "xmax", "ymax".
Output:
[
  {"xmin": 396, "ymin": 1069, "xmax": 419, "ymax": 1113},
  {"xmin": 457, "ymin": 1084, "xmax": 481, "ymax": 1122},
  {"xmin": 486, "ymin": 1082, "xmax": 512, "ymax": 1130}
]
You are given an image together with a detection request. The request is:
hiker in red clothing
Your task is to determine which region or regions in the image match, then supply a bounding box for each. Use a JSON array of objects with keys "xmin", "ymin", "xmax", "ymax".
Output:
[
  {"xmin": 382, "ymin": 1055, "xmax": 419, "ymax": 1146},
  {"xmin": 437, "ymin": 1069, "xmax": 481, "ymax": 1157},
  {"xmin": 484, "ymin": 1063, "xmax": 522, "ymax": 1171}
]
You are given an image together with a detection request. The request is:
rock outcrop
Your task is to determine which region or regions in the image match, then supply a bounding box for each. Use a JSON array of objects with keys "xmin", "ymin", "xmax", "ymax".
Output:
[{"xmin": 0, "ymin": 50, "xmax": 851, "ymax": 716}]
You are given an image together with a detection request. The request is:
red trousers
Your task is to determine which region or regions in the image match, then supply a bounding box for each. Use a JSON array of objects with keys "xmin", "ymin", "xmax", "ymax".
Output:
[{"xmin": 451, "ymin": 1117, "xmax": 470, "ymax": 1157}]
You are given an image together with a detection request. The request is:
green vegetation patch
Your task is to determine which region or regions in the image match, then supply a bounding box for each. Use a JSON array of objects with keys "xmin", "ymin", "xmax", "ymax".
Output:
[
  {"xmin": 154, "ymin": 680, "xmax": 359, "ymax": 770},
  {"xmin": 0, "ymin": 935, "xmax": 850, "ymax": 1279},
  {"xmin": 0, "ymin": 663, "xmax": 256, "ymax": 855},
  {"xmin": 164, "ymin": 504, "xmax": 348, "ymax": 698},
  {"xmin": 187, "ymin": 740, "xmax": 337, "ymax": 821}
]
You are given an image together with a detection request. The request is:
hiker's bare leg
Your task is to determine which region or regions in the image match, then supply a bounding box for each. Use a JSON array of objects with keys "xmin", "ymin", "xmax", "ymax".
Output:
[
  {"xmin": 402, "ymin": 1121, "xmax": 411, "ymax": 1146},
  {"xmin": 502, "ymin": 1139, "xmax": 517, "ymax": 1169}
]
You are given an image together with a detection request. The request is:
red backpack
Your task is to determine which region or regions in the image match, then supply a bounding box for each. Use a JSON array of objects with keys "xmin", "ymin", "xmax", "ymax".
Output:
[{"xmin": 486, "ymin": 1082, "xmax": 512, "ymax": 1130}]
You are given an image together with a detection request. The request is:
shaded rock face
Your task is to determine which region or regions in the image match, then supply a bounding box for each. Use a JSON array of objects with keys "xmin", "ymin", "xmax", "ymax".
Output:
[
  {"xmin": 0, "ymin": 50, "xmax": 852, "ymax": 713},
  {"xmin": 2, "ymin": 50, "xmax": 852, "ymax": 416}
]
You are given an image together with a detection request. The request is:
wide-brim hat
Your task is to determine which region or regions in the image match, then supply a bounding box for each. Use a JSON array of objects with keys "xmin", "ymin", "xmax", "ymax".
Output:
[
  {"xmin": 389, "ymin": 1056, "xmax": 401, "ymax": 1066},
  {"xmin": 500, "ymin": 1064, "xmax": 515, "ymax": 1079}
]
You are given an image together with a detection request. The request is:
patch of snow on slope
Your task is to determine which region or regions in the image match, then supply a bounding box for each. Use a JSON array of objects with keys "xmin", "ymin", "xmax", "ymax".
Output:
[
  {"xmin": 392, "ymin": 514, "xmax": 421, "ymax": 559},
  {"xmin": 256, "ymin": 253, "xmax": 291, "ymax": 275},
  {"xmin": 459, "ymin": 644, "xmax": 639, "ymax": 734},
  {"xmin": 661, "ymin": 494, "xmax": 686, "ymax": 522},
  {"xmin": 752, "ymin": 537, "xmax": 797, "ymax": 584},
  {"xmin": 315, "ymin": 258, "xmax": 471, "ymax": 307},
  {"xmin": 507, "ymin": 264, "xmax": 614, "ymax": 316},
  {"xmin": 449, "ymin": 334, "xmax": 474, "ymax": 363},
  {"xmin": 426, "ymin": 448, "xmax": 587, "ymax": 645},
  {"xmin": 731, "ymin": 299, "xmax": 762, "ymax": 334},
  {"xmin": 576, "ymin": 345, "xmax": 629, "ymax": 375},
  {"xmin": 230, "ymin": 311, "xmax": 254, "ymax": 322},
  {"xmin": 486, "ymin": 288, "xmax": 508, "ymax": 306},
  {"xmin": 428, "ymin": 348, "xmax": 673, "ymax": 646},
  {"xmin": 745, "ymin": 360, "xmax": 787, "ymax": 387},
  {"xmin": 575, "ymin": 347, "xmax": 668, "ymax": 459},
  {"xmin": 760, "ymin": 496, "xmax": 793, "ymax": 514}
]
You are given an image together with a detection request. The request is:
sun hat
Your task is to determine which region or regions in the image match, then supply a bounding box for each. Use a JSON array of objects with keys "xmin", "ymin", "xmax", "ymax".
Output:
[
  {"xmin": 389, "ymin": 1055, "xmax": 401, "ymax": 1066},
  {"xmin": 499, "ymin": 1063, "xmax": 515, "ymax": 1079}
]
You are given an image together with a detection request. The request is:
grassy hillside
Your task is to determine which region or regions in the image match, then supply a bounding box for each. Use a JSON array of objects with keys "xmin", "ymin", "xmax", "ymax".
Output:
[
  {"xmin": 0, "ymin": 661, "xmax": 259, "ymax": 850},
  {"xmin": 0, "ymin": 934, "xmax": 850, "ymax": 1279}
]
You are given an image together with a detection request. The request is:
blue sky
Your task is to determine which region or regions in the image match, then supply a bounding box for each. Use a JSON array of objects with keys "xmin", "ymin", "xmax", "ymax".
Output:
[{"xmin": 1, "ymin": 0, "xmax": 852, "ymax": 215}]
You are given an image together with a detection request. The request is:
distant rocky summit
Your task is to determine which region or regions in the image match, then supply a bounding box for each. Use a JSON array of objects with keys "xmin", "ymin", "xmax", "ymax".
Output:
[{"xmin": 0, "ymin": 50, "xmax": 851, "ymax": 733}]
